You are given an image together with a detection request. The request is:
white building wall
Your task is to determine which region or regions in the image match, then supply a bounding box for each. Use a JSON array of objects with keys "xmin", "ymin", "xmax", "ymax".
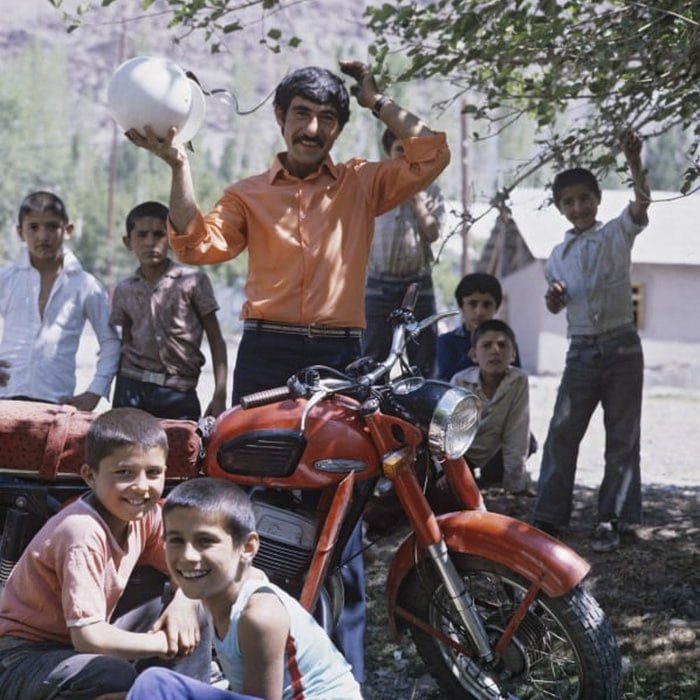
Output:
[
  {"xmin": 499, "ymin": 261, "xmax": 567, "ymax": 375},
  {"xmin": 501, "ymin": 261, "xmax": 700, "ymax": 388}
]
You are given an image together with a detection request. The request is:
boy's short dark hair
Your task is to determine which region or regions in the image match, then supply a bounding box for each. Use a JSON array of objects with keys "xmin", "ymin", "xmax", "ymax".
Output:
[
  {"xmin": 18, "ymin": 191, "xmax": 69, "ymax": 226},
  {"xmin": 454, "ymin": 273, "xmax": 503, "ymax": 309},
  {"xmin": 274, "ymin": 66, "xmax": 350, "ymax": 129},
  {"xmin": 85, "ymin": 408, "xmax": 168, "ymax": 470},
  {"xmin": 471, "ymin": 318, "xmax": 516, "ymax": 348},
  {"xmin": 163, "ymin": 478, "xmax": 256, "ymax": 546},
  {"xmin": 551, "ymin": 167, "xmax": 601, "ymax": 207},
  {"xmin": 125, "ymin": 201, "xmax": 169, "ymax": 236},
  {"xmin": 381, "ymin": 128, "xmax": 398, "ymax": 156}
]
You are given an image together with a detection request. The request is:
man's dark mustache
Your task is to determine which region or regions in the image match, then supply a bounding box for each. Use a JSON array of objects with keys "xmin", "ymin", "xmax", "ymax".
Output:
[{"xmin": 294, "ymin": 136, "xmax": 323, "ymax": 147}]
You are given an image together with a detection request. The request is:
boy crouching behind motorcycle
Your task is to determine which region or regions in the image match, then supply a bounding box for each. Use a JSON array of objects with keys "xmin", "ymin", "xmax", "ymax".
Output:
[
  {"xmin": 451, "ymin": 319, "xmax": 535, "ymax": 495},
  {"xmin": 125, "ymin": 478, "xmax": 363, "ymax": 700},
  {"xmin": 0, "ymin": 408, "xmax": 211, "ymax": 699}
]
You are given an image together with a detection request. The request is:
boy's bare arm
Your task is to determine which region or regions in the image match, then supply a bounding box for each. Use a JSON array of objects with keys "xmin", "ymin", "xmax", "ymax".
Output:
[
  {"xmin": 201, "ymin": 312, "xmax": 228, "ymax": 417},
  {"xmin": 67, "ymin": 391, "xmax": 101, "ymax": 412},
  {"xmin": 70, "ymin": 589, "xmax": 201, "ymax": 659},
  {"xmin": 82, "ymin": 291, "xmax": 121, "ymax": 409},
  {"xmin": 70, "ymin": 590, "xmax": 200, "ymax": 659},
  {"xmin": 150, "ymin": 587, "xmax": 203, "ymax": 657},
  {"xmin": 71, "ymin": 620, "xmax": 171, "ymax": 659},
  {"xmin": 239, "ymin": 592, "xmax": 289, "ymax": 700},
  {"xmin": 623, "ymin": 131, "xmax": 650, "ymax": 224}
]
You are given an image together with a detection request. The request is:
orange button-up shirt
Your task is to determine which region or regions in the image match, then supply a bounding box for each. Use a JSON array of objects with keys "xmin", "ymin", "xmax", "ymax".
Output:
[{"xmin": 168, "ymin": 133, "xmax": 450, "ymax": 328}]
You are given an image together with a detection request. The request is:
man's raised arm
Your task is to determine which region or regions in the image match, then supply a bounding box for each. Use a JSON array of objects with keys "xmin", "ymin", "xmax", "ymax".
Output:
[
  {"xmin": 126, "ymin": 126, "xmax": 198, "ymax": 235},
  {"xmin": 338, "ymin": 61, "xmax": 435, "ymax": 140}
]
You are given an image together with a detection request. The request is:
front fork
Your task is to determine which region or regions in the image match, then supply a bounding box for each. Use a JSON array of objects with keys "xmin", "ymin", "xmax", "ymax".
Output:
[
  {"xmin": 363, "ymin": 410, "xmax": 496, "ymax": 664},
  {"xmin": 392, "ymin": 464, "xmax": 496, "ymax": 663}
]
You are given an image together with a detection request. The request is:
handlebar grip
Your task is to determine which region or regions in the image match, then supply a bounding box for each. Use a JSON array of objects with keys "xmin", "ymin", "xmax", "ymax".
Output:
[{"xmin": 239, "ymin": 385, "xmax": 293, "ymax": 409}]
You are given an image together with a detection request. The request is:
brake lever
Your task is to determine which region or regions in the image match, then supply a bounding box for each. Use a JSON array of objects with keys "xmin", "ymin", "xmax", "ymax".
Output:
[{"xmin": 411, "ymin": 310, "xmax": 459, "ymax": 336}]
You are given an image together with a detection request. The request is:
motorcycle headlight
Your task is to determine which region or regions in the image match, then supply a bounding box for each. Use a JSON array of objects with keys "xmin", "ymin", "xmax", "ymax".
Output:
[{"xmin": 391, "ymin": 379, "xmax": 481, "ymax": 459}]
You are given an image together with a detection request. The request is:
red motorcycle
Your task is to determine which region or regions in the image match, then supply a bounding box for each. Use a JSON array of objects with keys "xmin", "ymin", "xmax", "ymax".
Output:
[{"xmin": 0, "ymin": 287, "xmax": 621, "ymax": 699}]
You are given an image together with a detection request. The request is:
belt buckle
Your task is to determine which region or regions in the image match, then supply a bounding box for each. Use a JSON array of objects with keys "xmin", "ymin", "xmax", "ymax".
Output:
[{"xmin": 143, "ymin": 370, "xmax": 167, "ymax": 386}]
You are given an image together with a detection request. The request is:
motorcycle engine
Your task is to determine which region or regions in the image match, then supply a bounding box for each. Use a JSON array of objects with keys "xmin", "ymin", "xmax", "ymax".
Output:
[{"xmin": 251, "ymin": 490, "xmax": 318, "ymax": 592}]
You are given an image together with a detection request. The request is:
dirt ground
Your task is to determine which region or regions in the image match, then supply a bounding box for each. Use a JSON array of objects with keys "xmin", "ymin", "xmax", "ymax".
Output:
[
  {"xmin": 77, "ymin": 332, "xmax": 699, "ymax": 699},
  {"xmin": 359, "ymin": 378, "xmax": 700, "ymax": 700}
]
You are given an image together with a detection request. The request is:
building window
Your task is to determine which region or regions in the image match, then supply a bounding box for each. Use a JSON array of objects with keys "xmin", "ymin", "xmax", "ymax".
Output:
[{"xmin": 631, "ymin": 283, "xmax": 644, "ymax": 329}]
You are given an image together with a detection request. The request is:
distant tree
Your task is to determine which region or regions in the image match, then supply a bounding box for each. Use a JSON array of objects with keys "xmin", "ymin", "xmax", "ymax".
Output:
[
  {"xmin": 50, "ymin": 0, "xmax": 699, "ymax": 201},
  {"xmin": 0, "ymin": 43, "xmax": 76, "ymax": 264},
  {"xmin": 365, "ymin": 0, "xmax": 699, "ymax": 199},
  {"xmin": 48, "ymin": 0, "xmax": 300, "ymax": 54}
]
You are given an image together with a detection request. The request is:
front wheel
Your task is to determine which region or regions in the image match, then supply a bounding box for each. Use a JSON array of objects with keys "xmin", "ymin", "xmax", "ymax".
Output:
[{"xmin": 399, "ymin": 554, "xmax": 621, "ymax": 699}]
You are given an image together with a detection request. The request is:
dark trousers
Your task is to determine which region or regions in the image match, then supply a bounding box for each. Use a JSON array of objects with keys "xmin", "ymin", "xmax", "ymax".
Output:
[
  {"xmin": 0, "ymin": 567, "xmax": 211, "ymax": 699},
  {"xmin": 113, "ymin": 375, "xmax": 201, "ymax": 421},
  {"xmin": 363, "ymin": 275, "xmax": 437, "ymax": 378},
  {"xmin": 231, "ymin": 328, "xmax": 366, "ymax": 683},
  {"xmin": 533, "ymin": 329, "xmax": 644, "ymax": 526},
  {"xmin": 232, "ymin": 329, "xmax": 362, "ymax": 404}
]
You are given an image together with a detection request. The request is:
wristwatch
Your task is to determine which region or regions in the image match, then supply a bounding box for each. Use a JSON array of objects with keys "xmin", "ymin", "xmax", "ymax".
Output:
[{"xmin": 372, "ymin": 95, "xmax": 393, "ymax": 119}]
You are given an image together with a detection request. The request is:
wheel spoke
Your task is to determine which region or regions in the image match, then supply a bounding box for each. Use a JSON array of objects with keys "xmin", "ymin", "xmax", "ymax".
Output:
[{"xmin": 402, "ymin": 555, "xmax": 621, "ymax": 699}]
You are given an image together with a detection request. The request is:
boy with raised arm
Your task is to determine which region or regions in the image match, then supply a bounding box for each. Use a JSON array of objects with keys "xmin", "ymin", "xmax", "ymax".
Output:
[{"xmin": 533, "ymin": 131, "xmax": 651, "ymax": 552}]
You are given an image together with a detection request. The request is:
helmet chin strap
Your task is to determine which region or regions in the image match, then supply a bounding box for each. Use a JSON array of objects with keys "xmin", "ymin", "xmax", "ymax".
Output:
[{"xmin": 184, "ymin": 70, "xmax": 275, "ymax": 117}]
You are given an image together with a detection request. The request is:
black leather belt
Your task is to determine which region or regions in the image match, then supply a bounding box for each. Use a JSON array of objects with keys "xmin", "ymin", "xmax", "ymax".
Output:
[{"xmin": 243, "ymin": 320, "xmax": 362, "ymax": 338}]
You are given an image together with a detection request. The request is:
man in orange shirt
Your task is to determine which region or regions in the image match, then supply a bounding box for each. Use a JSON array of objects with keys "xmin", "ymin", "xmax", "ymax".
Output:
[
  {"xmin": 128, "ymin": 61, "xmax": 449, "ymax": 404},
  {"xmin": 127, "ymin": 59, "xmax": 450, "ymax": 685}
]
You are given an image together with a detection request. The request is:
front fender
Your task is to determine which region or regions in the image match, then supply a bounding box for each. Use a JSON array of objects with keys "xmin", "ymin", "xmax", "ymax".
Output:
[{"xmin": 386, "ymin": 511, "xmax": 590, "ymax": 637}]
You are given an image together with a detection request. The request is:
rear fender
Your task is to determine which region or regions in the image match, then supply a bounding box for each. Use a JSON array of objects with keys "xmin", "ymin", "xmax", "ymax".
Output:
[{"xmin": 386, "ymin": 511, "xmax": 590, "ymax": 637}]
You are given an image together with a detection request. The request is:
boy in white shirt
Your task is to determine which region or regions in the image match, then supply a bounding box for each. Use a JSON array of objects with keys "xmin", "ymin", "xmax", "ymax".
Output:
[{"xmin": 0, "ymin": 191, "xmax": 119, "ymax": 410}]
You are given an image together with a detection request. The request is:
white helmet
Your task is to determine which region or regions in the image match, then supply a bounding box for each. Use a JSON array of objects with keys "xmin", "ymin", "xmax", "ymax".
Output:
[{"xmin": 106, "ymin": 56, "xmax": 206, "ymax": 144}]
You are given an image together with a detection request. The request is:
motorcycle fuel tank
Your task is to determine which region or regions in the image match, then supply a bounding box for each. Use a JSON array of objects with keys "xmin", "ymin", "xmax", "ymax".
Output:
[{"xmin": 203, "ymin": 397, "xmax": 381, "ymax": 489}]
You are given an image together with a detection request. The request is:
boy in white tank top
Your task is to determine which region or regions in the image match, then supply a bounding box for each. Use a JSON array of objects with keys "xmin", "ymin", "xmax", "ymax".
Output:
[{"xmin": 126, "ymin": 478, "xmax": 362, "ymax": 700}]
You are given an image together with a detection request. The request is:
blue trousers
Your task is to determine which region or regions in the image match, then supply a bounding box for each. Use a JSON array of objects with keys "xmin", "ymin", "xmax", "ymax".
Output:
[
  {"xmin": 363, "ymin": 275, "xmax": 437, "ymax": 378},
  {"xmin": 533, "ymin": 329, "xmax": 644, "ymax": 527},
  {"xmin": 0, "ymin": 567, "xmax": 211, "ymax": 699},
  {"xmin": 231, "ymin": 329, "xmax": 366, "ymax": 683},
  {"xmin": 113, "ymin": 375, "xmax": 201, "ymax": 420},
  {"xmin": 126, "ymin": 667, "xmax": 260, "ymax": 700}
]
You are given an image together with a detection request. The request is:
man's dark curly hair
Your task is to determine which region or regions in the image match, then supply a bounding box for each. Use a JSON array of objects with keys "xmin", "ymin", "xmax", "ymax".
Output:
[{"xmin": 274, "ymin": 67, "xmax": 350, "ymax": 129}]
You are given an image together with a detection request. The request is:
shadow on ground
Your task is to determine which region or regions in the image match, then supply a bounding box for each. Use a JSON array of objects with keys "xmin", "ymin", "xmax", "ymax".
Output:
[{"xmin": 361, "ymin": 484, "xmax": 700, "ymax": 699}]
